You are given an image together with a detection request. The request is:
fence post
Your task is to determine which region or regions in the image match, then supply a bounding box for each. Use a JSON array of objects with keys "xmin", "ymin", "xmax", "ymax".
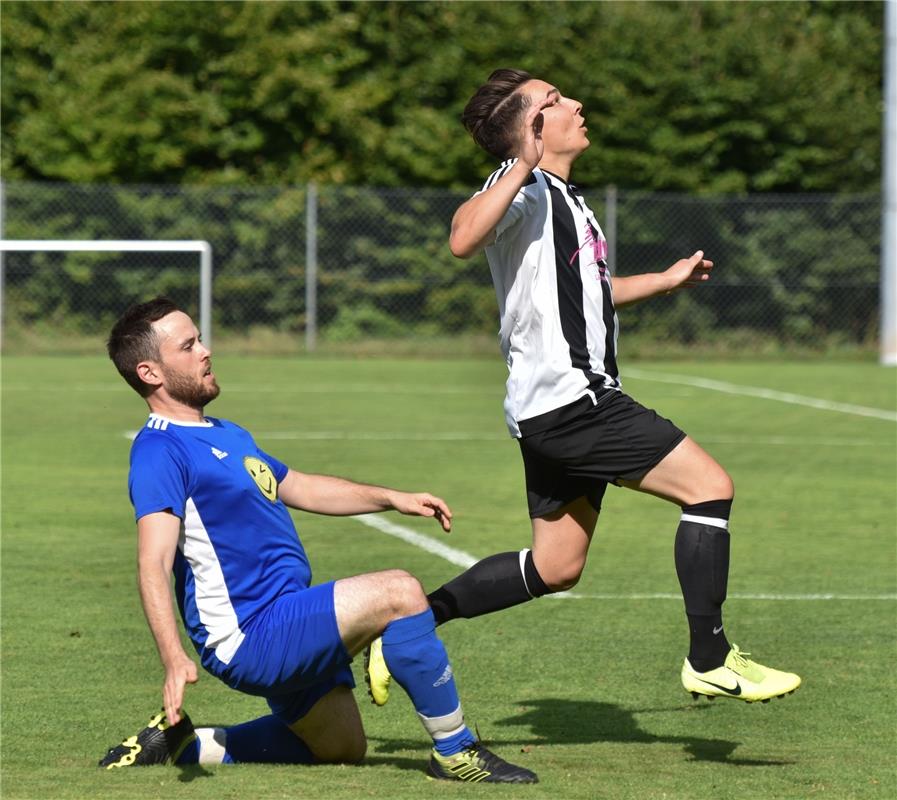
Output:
[
  {"xmin": 0, "ymin": 181, "xmax": 5, "ymax": 351},
  {"xmin": 305, "ymin": 182, "xmax": 318, "ymax": 353},
  {"xmin": 605, "ymin": 184, "xmax": 617, "ymax": 275},
  {"xmin": 883, "ymin": 0, "xmax": 897, "ymax": 365}
]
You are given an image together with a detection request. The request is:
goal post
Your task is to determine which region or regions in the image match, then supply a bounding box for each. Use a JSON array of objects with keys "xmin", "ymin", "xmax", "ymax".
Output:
[{"xmin": 0, "ymin": 239, "xmax": 213, "ymax": 348}]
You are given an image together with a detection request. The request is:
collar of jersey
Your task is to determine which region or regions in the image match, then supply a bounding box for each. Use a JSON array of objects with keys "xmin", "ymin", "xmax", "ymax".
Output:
[
  {"xmin": 539, "ymin": 168, "xmax": 572, "ymax": 186},
  {"xmin": 147, "ymin": 412, "xmax": 213, "ymax": 428}
]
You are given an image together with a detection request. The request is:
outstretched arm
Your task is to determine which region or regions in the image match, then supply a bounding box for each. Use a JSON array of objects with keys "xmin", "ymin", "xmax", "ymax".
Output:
[
  {"xmin": 612, "ymin": 250, "xmax": 714, "ymax": 308},
  {"xmin": 277, "ymin": 470, "xmax": 453, "ymax": 532},
  {"xmin": 137, "ymin": 511, "xmax": 198, "ymax": 725},
  {"xmin": 449, "ymin": 96, "xmax": 554, "ymax": 258}
]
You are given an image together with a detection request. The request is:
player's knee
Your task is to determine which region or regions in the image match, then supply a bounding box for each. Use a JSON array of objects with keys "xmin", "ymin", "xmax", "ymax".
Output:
[
  {"xmin": 694, "ymin": 466, "xmax": 734, "ymax": 503},
  {"xmin": 539, "ymin": 561, "xmax": 584, "ymax": 592},
  {"xmin": 313, "ymin": 731, "xmax": 367, "ymax": 764},
  {"xmin": 334, "ymin": 733, "xmax": 367, "ymax": 764},
  {"xmin": 383, "ymin": 569, "xmax": 428, "ymax": 618},
  {"xmin": 713, "ymin": 470, "xmax": 735, "ymax": 501}
]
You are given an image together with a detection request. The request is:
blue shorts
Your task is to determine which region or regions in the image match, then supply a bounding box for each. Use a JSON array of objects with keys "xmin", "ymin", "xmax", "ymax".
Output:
[{"xmin": 204, "ymin": 581, "xmax": 355, "ymax": 725}]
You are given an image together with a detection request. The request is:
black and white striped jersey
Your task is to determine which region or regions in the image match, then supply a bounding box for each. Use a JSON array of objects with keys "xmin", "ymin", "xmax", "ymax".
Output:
[{"xmin": 479, "ymin": 159, "xmax": 622, "ymax": 438}]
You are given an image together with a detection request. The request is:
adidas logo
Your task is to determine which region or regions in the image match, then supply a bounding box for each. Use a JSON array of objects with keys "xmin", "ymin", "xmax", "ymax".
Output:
[
  {"xmin": 433, "ymin": 664, "xmax": 454, "ymax": 688},
  {"xmin": 211, "ymin": 447, "xmax": 229, "ymax": 460}
]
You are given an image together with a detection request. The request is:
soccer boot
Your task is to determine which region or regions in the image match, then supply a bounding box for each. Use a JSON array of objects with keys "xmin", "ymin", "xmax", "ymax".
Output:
[
  {"xmin": 681, "ymin": 644, "xmax": 801, "ymax": 703},
  {"xmin": 364, "ymin": 636, "xmax": 392, "ymax": 706},
  {"xmin": 426, "ymin": 742, "xmax": 538, "ymax": 783},
  {"xmin": 99, "ymin": 709, "xmax": 196, "ymax": 768}
]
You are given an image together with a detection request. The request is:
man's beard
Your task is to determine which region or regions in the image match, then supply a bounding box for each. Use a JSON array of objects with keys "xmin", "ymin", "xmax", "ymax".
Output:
[{"xmin": 163, "ymin": 366, "xmax": 220, "ymax": 409}]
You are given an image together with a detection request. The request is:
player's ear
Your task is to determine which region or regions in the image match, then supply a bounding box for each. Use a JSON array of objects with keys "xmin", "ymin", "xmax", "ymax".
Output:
[{"xmin": 136, "ymin": 360, "xmax": 163, "ymax": 390}]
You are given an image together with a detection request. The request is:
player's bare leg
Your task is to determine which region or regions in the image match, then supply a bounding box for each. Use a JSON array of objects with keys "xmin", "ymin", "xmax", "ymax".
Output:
[
  {"xmin": 530, "ymin": 495, "xmax": 598, "ymax": 591},
  {"xmin": 620, "ymin": 436, "xmax": 800, "ymax": 702},
  {"xmin": 289, "ymin": 685, "xmax": 366, "ymax": 763},
  {"xmin": 336, "ymin": 570, "xmax": 537, "ymax": 782}
]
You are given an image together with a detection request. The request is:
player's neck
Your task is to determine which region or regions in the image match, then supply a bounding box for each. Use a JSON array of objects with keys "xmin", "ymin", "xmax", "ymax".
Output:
[
  {"xmin": 537, "ymin": 152, "xmax": 576, "ymax": 183},
  {"xmin": 146, "ymin": 394, "xmax": 206, "ymax": 423}
]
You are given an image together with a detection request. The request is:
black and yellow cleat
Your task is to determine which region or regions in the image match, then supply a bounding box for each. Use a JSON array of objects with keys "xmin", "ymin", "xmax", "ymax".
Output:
[
  {"xmin": 98, "ymin": 709, "xmax": 196, "ymax": 769},
  {"xmin": 426, "ymin": 743, "xmax": 538, "ymax": 784}
]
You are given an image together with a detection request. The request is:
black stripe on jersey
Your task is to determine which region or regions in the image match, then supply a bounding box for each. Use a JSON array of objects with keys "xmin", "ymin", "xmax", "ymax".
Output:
[
  {"xmin": 592, "ymin": 224, "xmax": 619, "ymax": 382},
  {"xmin": 600, "ymin": 262, "xmax": 619, "ymax": 382},
  {"xmin": 548, "ymin": 181, "xmax": 602, "ymax": 385},
  {"xmin": 483, "ymin": 159, "xmax": 537, "ymax": 191}
]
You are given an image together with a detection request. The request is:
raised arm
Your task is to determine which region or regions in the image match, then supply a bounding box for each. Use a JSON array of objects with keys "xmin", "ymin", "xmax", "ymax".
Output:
[
  {"xmin": 449, "ymin": 96, "xmax": 554, "ymax": 258},
  {"xmin": 137, "ymin": 511, "xmax": 198, "ymax": 724},
  {"xmin": 612, "ymin": 250, "xmax": 714, "ymax": 307},
  {"xmin": 277, "ymin": 469, "xmax": 453, "ymax": 532}
]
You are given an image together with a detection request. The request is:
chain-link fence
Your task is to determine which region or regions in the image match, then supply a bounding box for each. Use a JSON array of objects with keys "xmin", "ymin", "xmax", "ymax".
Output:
[{"xmin": 0, "ymin": 181, "xmax": 881, "ymax": 354}]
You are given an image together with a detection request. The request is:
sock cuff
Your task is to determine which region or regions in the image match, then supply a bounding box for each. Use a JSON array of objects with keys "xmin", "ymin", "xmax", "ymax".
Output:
[
  {"xmin": 680, "ymin": 513, "xmax": 729, "ymax": 531},
  {"xmin": 382, "ymin": 608, "xmax": 436, "ymax": 645},
  {"xmin": 520, "ymin": 549, "xmax": 550, "ymax": 598},
  {"xmin": 681, "ymin": 498, "xmax": 732, "ymax": 531},
  {"xmin": 681, "ymin": 498, "xmax": 733, "ymax": 519}
]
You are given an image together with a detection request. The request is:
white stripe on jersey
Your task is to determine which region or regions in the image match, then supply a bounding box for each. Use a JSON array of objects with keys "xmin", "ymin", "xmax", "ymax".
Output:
[
  {"xmin": 181, "ymin": 498, "xmax": 245, "ymax": 664},
  {"xmin": 480, "ymin": 162, "xmax": 621, "ymax": 437}
]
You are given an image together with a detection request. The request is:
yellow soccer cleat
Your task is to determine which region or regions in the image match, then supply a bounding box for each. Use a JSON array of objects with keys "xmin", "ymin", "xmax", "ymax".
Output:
[
  {"xmin": 682, "ymin": 644, "xmax": 801, "ymax": 703},
  {"xmin": 363, "ymin": 637, "xmax": 392, "ymax": 706}
]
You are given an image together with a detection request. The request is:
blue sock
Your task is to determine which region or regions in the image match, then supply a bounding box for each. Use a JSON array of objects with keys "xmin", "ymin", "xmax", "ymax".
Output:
[
  {"xmin": 175, "ymin": 715, "xmax": 314, "ymax": 765},
  {"xmin": 381, "ymin": 609, "xmax": 476, "ymax": 756}
]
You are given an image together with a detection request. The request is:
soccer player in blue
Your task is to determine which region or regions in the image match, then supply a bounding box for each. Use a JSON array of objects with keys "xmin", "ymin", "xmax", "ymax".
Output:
[{"xmin": 99, "ymin": 297, "xmax": 537, "ymax": 784}]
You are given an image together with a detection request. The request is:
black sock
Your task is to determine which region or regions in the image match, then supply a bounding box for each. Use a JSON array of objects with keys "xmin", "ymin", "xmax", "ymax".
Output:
[
  {"xmin": 675, "ymin": 499, "xmax": 733, "ymax": 671},
  {"xmin": 427, "ymin": 550, "xmax": 549, "ymax": 626}
]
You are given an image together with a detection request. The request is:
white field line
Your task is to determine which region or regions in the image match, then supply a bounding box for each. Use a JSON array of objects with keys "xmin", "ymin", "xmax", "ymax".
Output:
[
  {"xmin": 625, "ymin": 367, "xmax": 897, "ymax": 422},
  {"xmin": 353, "ymin": 515, "xmax": 896, "ymax": 601},
  {"xmin": 124, "ymin": 431, "xmax": 880, "ymax": 447},
  {"xmin": 261, "ymin": 431, "xmax": 508, "ymax": 441}
]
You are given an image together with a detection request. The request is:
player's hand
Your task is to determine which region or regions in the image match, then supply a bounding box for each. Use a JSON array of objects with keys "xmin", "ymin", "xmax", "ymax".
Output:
[
  {"xmin": 162, "ymin": 652, "xmax": 199, "ymax": 725},
  {"xmin": 663, "ymin": 250, "xmax": 714, "ymax": 292},
  {"xmin": 518, "ymin": 96, "xmax": 554, "ymax": 169},
  {"xmin": 391, "ymin": 492, "xmax": 453, "ymax": 532}
]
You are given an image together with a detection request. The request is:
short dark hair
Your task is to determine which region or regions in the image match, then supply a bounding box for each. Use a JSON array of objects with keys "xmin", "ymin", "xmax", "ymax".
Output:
[
  {"xmin": 107, "ymin": 297, "xmax": 181, "ymax": 396},
  {"xmin": 461, "ymin": 68, "xmax": 533, "ymax": 160}
]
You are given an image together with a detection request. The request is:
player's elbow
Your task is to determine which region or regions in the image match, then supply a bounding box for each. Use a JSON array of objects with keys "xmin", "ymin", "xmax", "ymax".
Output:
[
  {"xmin": 449, "ymin": 215, "xmax": 487, "ymax": 259},
  {"xmin": 449, "ymin": 231, "xmax": 476, "ymax": 259}
]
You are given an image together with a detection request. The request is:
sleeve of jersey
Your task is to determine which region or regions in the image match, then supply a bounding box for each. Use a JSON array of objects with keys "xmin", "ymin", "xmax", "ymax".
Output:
[
  {"xmin": 128, "ymin": 438, "xmax": 190, "ymax": 522},
  {"xmin": 493, "ymin": 183, "xmax": 539, "ymax": 243},
  {"xmin": 257, "ymin": 446, "xmax": 289, "ymax": 484}
]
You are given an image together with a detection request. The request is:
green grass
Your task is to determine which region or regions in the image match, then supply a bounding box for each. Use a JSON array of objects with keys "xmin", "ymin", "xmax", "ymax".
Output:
[{"xmin": 2, "ymin": 355, "xmax": 895, "ymax": 800}]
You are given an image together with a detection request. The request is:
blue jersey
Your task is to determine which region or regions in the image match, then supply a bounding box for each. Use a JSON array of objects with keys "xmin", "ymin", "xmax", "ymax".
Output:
[{"xmin": 128, "ymin": 413, "xmax": 312, "ymax": 668}]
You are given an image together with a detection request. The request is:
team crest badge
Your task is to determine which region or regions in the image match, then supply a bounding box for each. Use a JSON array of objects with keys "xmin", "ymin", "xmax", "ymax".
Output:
[{"xmin": 243, "ymin": 456, "xmax": 277, "ymax": 502}]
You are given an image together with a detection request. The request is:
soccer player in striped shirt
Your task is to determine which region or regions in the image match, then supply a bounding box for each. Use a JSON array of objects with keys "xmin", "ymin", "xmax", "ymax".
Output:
[
  {"xmin": 366, "ymin": 69, "xmax": 800, "ymax": 707},
  {"xmin": 98, "ymin": 298, "xmax": 536, "ymax": 783}
]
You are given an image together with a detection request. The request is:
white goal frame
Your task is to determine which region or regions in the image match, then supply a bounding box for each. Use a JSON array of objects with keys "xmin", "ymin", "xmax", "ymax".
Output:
[{"xmin": 0, "ymin": 239, "xmax": 213, "ymax": 347}]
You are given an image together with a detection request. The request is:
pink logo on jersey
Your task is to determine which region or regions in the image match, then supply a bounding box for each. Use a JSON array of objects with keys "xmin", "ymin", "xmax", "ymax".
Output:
[{"xmin": 569, "ymin": 222, "xmax": 608, "ymax": 279}]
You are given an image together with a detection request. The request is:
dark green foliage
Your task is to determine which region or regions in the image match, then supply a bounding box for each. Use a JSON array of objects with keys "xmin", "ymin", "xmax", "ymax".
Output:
[{"xmin": 1, "ymin": 1, "xmax": 883, "ymax": 191}]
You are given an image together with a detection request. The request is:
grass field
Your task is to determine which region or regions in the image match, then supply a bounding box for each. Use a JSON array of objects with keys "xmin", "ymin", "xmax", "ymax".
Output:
[{"xmin": 2, "ymin": 355, "xmax": 895, "ymax": 800}]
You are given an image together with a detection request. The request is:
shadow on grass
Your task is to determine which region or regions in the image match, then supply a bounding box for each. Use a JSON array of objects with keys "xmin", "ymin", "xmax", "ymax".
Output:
[
  {"xmin": 488, "ymin": 698, "xmax": 794, "ymax": 766},
  {"xmin": 175, "ymin": 763, "xmax": 216, "ymax": 783},
  {"xmin": 175, "ymin": 698, "xmax": 793, "ymax": 776},
  {"xmin": 364, "ymin": 699, "xmax": 794, "ymax": 769}
]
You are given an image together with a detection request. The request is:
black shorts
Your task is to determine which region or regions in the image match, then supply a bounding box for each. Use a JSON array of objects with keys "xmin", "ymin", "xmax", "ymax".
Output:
[{"xmin": 517, "ymin": 392, "xmax": 686, "ymax": 519}]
